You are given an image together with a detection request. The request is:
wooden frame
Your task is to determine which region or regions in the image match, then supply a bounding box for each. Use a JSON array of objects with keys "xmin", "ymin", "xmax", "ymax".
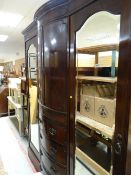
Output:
[
  {"xmin": 76, "ymin": 147, "xmax": 110, "ymax": 175},
  {"xmin": 68, "ymin": 1, "xmax": 128, "ymax": 175},
  {"xmin": 77, "ymin": 44, "xmax": 119, "ymax": 55},
  {"xmin": 22, "ymin": 22, "xmax": 40, "ymax": 172}
]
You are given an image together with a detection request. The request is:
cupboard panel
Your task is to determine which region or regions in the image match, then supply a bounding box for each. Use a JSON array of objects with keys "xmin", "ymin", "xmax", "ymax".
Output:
[{"xmin": 42, "ymin": 19, "xmax": 68, "ymax": 112}]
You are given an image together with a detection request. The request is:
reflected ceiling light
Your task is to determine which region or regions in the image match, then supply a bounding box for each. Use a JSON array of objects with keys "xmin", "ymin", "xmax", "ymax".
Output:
[
  {"xmin": 0, "ymin": 35, "xmax": 8, "ymax": 42},
  {"xmin": 86, "ymin": 33, "xmax": 119, "ymax": 44},
  {"xmin": 51, "ymin": 38, "xmax": 57, "ymax": 45},
  {"xmin": 44, "ymin": 47, "xmax": 48, "ymax": 52},
  {"xmin": 86, "ymin": 34, "xmax": 110, "ymax": 41},
  {"xmin": 117, "ymin": 23, "xmax": 120, "ymax": 31},
  {"xmin": 0, "ymin": 12, "xmax": 23, "ymax": 27}
]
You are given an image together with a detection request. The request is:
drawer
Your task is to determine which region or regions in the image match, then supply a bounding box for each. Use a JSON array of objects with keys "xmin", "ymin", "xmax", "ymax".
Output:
[
  {"xmin": 40, "ymin": 149, "xmax": 67, "ymax": 175},
  {"xmin": 43, "ymin": 108, "xmax": 67, "ymax": 124},
  {"xmin": 40, "ymin": 136, "xmax": 67, "ymax": 166},
  {"xmin": 39, "ymin": 105, "xmax": 67, "ymax": 124},
  {"xmin": 39, "ymin": 118, "xmax": 67, "ymax": 145}
]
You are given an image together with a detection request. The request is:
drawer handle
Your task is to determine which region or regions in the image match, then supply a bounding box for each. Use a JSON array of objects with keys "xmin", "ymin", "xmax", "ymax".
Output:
[
  {"xmin": 49, "ymin": 128, "xmax": 56, "ymax": 136},
  {"xmin": 50, "ymin": 147, "xmax": 57, "ymax": 156},
  {"xmin": 40, "ymin": 149, "xmax": 43, "ymax": 155},
  {"xmin": 40, "ymin": 133, "xmax": 43, "ymax": 139},
  {"xmin": 39, "ymin": 118, "xmax": 42, "ymax": 123},
  {"xmin": 50, "ymin": 166, "xmax": 57, "ymax": 173}
]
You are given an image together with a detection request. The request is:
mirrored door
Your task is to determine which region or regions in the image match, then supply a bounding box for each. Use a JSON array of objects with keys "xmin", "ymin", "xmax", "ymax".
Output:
[
  {"xmin": 28, "ymin": 44, "xmax": 39, "ymax": 152},
  {"xmin": 75, "ymin": 11, "xmax": 120, "ymax": 175}
]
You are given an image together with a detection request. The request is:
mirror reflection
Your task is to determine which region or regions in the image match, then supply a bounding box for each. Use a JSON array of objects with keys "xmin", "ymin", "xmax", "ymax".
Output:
[
  {"xmin": 28, "ymin": 44, "xmax": 39, "ymax": 151},
  {"xmin": 75, "ymin": 11, "xmax": 120, "ymax": 175}
]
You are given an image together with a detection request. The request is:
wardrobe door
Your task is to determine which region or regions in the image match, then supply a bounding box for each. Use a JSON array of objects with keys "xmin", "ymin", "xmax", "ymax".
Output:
[
  {"xmin": 39, "ymin": 18, "xmax": 69, "ymax": 175},
  {"xmin": 69, "ymin": 0, "xmax": 131, "ymax": 175}
]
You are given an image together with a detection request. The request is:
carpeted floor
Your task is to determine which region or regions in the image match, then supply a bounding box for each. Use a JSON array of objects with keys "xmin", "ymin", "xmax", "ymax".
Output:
[{"xmin": 0, "ymin": 157, "xmax": 7, "ymax": 175}]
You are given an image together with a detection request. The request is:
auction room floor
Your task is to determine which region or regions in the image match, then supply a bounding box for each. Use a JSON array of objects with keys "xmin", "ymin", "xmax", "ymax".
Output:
[{"xmin": 0, "ymin": 116, "xmax": 92, "ymax": 175}]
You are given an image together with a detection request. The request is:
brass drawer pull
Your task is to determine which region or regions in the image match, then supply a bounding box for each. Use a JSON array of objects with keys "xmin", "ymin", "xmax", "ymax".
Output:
[
  {"xmin": 50, "ymin": 147, "xmax": 57, "ymax": 156},
  {"xmin": 40, "ymin": 149, "xmax": 43, "ymax": 155},
  {"xmin": 114, "ymin": 134, "xmax": 123, "ymax": 155},
  {"xmin": 40, "ymin": 133, "xmax": 43, "ymax": 139},
  {"xmin": 49, "ymin": 128, "xmax": 56, "ymax": 136}
]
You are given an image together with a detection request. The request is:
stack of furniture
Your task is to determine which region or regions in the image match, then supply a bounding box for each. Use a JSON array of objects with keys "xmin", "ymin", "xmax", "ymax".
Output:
[{"xmin": 7, "ymin": 78, "xmax": 27, "ymax": 136}]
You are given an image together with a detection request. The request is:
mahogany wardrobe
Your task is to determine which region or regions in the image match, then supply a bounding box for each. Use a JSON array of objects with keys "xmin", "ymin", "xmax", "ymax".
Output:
[{"xmin": 23, "ymin": 0, "xmax": 131, "ymax": 175}]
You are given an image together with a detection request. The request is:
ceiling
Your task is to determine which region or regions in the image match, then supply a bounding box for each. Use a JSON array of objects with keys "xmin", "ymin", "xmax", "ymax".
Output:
[
  {"xmin": 0, "ymin": 3, "xmax": 120, "ymax": 63},
  {"xmin": 0, "ymin": 0, "xmax": 49, "ymax": 62}
]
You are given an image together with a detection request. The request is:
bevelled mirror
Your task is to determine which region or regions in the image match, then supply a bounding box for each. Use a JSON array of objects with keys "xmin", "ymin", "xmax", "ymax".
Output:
[
  {"xmin": 75, "ymin": 11, "xmax": 120, "ymax": 175},
  {"xmin": 28, "ymin": 44, "xmax": 39, "ymax": 152}
]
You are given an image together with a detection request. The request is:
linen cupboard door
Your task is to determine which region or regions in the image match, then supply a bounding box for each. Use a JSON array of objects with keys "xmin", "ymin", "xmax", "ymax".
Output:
[{"xmin": 39, "ymin": 18, "xmax": 69, "ymax": 175}]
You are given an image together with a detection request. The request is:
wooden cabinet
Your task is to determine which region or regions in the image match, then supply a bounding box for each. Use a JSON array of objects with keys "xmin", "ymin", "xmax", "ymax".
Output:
[
  {"xmin": 0, "ymin": 86, "xmax": 8, "ymax": 117},
  {"xmin": 23, "ymin": 0, "xmax": 131, "ymax": 175}
]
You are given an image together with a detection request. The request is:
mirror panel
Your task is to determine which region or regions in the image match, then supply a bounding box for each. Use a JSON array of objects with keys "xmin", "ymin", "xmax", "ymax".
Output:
[
  {"xmin": 75, "ymin": 11, "xmax": 120, "ymax": 175},
  {"xmin": 28, "ymin": 44, "xmax": 39, "ymax": 151}
]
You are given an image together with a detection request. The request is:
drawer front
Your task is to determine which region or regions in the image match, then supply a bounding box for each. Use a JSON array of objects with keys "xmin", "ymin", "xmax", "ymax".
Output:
[
  {"xmin": 39, "ymin": 105, "xmax": 67, "ymax": 124},
  {"xmin": 40, "ymin": 135, "xmax": 67, "ymax": 166},
  {"xmin": 40, "ymin": 149, "xmax": 67, "ymax": 175},
  {"xmin": 39, "ymin": 118, "xmax": 67, "ymax": 145}
]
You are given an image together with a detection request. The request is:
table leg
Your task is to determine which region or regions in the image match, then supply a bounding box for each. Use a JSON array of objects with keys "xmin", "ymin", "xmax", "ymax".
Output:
[{"xmin": 18, "ymin": 109, "xmax": 24, "ymax": 136}]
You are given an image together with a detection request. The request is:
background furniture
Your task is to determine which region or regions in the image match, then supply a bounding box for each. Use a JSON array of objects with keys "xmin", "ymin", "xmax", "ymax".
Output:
[
  {"xmin": 7, "ymin": 78, "xmax": 27, "ymax": 136},
  {"xmin": 0, "ymin": 86, "xmax": 8, "ymax": 117}
]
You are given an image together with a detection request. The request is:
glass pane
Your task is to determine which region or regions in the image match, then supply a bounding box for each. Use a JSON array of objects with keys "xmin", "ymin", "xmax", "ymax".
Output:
[{"xmin": 75, "ymin": 11, "xmax": 120, "ymax": 175}]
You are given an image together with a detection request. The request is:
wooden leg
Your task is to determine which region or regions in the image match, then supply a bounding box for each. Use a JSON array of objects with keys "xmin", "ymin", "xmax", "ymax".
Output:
[
  {"xmin": 18, "ymin": 109, "xmax": 24, "ymax": 137},
  {"xmin": 18, "ymin": 120, "xmax": 24, "ymax": 137},
  {"xmin": 8, "ymin": 103, "xmax": 10, "ymax": 116}
]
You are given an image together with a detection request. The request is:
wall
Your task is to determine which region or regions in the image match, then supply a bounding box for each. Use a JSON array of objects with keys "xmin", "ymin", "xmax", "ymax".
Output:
[{"xmin": 3, "ymin": 58, "xmax": 25, "ymax": 77}]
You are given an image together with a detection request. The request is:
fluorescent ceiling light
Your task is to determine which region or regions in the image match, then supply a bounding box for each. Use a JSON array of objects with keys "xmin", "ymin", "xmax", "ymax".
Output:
[
  {"xmin": 51, "ymin": 38, "xmax": 57, "ymax": 45},
  {"xmin": 0, "ymin": 35, "xmax": 8, "ymax": 42},
  {"xmin": 117, "ymin": 23, "xmax": 120, "ymax": 31},
  {"xmin": 86, "ymin": 33, "xmax": 110, "ymax": 41},
  {"xmin": 0, "ymin": 12, "xmax": 23, "ymax": 27},
  {"xmin": 86, "ymin": 33, "xmax": 119, "ymax": 44}
]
